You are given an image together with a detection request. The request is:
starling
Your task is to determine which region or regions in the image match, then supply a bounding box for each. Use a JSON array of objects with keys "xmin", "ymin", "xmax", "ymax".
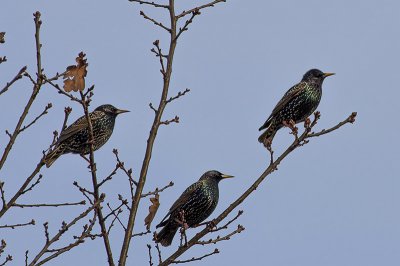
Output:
[
  {"xmin": 258, "ymin": 69, "xmax": 334, "ymax": 145},
  {"xmin": 155, "ymin": 170, "xmax": 234, "ymax": 247},
  {"xmin": 44, "ymin": 104, "xmax": 129, "ymax": 167}
]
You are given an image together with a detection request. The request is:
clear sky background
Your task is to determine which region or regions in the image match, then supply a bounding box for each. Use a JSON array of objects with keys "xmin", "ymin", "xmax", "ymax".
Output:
[{"xmin": 1, "ymin": 0, "xmax": 399, "ymax": 265}]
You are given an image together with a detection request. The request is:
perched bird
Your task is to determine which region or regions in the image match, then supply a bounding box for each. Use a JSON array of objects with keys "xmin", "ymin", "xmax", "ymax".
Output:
[
  {"xmin": 44, "ymin": 104, "xmax": 129, "ymax": 167},
  {"xmin": 155, "ymin": 170, "xmax": 234, "ymax": 247},
  {"xmin": 258, "ymin": 69, "xmax": 334, "ymax": 145}
]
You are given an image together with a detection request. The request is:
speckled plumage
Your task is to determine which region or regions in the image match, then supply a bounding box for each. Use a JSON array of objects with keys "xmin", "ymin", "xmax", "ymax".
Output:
[
  {"xmin": 258, "ymin": 69, "xmax": 334, "ymax": 145},
  {"xmin": 44, "ymin": 104, "xmax": 129, "ymax": 168},
  {"xmin": 155, "ymin": 170, "xmax": 233, "ymax": 247}
]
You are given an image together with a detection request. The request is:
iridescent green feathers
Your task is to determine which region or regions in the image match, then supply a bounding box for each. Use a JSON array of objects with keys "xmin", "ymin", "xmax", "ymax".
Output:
[
  {"xmin": 258, "ymin": 69, "xmax": 334, "ymax": 145},
  {"xmin": 44, "ymin": 104, "xmax": 129, "ymax": 168}
]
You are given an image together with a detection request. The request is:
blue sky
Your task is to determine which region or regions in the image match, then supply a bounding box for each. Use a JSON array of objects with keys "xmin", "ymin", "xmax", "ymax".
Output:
[{"xmin": 1, "ymin": 0, "xmax": 399, "ymax": 265}]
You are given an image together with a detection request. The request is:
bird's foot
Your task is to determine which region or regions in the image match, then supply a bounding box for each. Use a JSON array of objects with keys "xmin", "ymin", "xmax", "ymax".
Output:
[
  {"xmin": 179, "ymin": 222, "xmax": 189, "ymax": 231},
  {"xmin": 262, "ymin": 137, "xmax": 273, "ymax": 150},
  {"xmin": 206, "ymin": 220, "xmax": 217, "ymax": 231}
]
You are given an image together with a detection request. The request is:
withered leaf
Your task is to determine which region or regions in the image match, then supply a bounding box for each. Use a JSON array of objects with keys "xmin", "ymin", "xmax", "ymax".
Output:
[
  {"xmin": 144, "ymin": 194, "xmax": 160, "ymax": 230},
  {"xmin": 63, "ymin": 52, "xmax": 88, "ymax": 92},
  {"xmin": 0, "ymin": 32, "xmax": 5, "ymax": 44}
]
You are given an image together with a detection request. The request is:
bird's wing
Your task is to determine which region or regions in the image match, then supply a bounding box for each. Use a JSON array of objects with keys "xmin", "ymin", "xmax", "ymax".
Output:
[
  {"xmin": 57, "ymin": 111, "xmax": 100, "ymax": 143},
  {"xmin": 157, "ymin": 181, "xmax": 203, "ymax": 226},
  {"xmin": 259, "ymin": 82, "xmax": 306, "ymax": 131}
]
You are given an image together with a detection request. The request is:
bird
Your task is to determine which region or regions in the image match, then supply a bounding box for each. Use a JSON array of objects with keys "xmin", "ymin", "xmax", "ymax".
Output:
[
  {"xmin": 44, "ymin": 104, "xmax": 129, "ymax": 168},
  {"xmin": 258, "ymin": 69, "xmax": 334, "ymax": 145},
  {"xmin": 154, "ymin": 170, "xmax": 234, "ymax": 247}
]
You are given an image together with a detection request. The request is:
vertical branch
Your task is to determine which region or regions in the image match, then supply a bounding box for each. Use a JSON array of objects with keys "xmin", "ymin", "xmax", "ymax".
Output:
[
  {"xmin": 118, "ymin": 1, "xmax": 178, "ymax": 265},
  {"xmin": 79, "ymin": 92, "xmax": 115, "ymax": 266},
  {"xmin": 0, "ymin": 12, "xmax": 44, "ymax": 171},
  {"xmin": 0, "ymin": 12, "xmax": 46, "ymax": 219}
]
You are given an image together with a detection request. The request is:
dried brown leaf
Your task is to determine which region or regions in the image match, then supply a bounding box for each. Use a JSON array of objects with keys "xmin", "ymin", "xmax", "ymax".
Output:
[
  {"xmin": 63, "ymin": 52, "xmax": 88, "ymax": 92},
  {"xmin": 0, "ymin": 32, "xmax": 5, "ymax": 44},
  {"xmin": 144, "ymin": 194, "xmax": 160, "ymax": 230}
]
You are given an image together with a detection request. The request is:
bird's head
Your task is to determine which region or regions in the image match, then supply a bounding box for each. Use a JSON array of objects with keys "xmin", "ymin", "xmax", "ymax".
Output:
[
  {"xmin": 95, "ymin": 104, "xmax": 130, "ymax": 116},
  {"xmin": 302, "ymin": 69, "xmax": 335, "ymax": 85},
  {"xmin": 199, "ymin": 170, "xmax": 234, "ymax": 183}
]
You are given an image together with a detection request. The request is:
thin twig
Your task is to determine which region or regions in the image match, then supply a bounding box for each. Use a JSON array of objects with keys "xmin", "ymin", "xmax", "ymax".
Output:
[
  {"xmin": 0, "ymin": 182, "xmax": 6, "ymax": 208},
  {"xmin": 171, "ymin": 249, "xmax": 219, "ymax": 264},
  {"xmin": 159, "ymin": 115, "xmax": 179, "ymax": 126},
  {"xmin": 0, "ymin": 255, "xmax": 13, "ymax": 266},
  {"xmin": 149, "ymin": 102, "xmax": 158, "ymax": 113},
  {"xmin": 140, "ymin": 11, "xmax": 171, "ymax": 32},
  {"xmin": 141, "ymin": 181, "xmax": 174, "ymax": 198},
  {"xmin": 44, "ymin": 71, "xmax": 68, "ymax": 82},
  {"xmin": 132, "ymin": 230, "xmax": 151, "ymax": 238},
  {"xmin": 308, "ymin": 112, "xmax": 357, "ymax": 138},
  {"xmin": 97, "ymin": 163, "xmax": 121, "ymax": 188},
  {"xmin": 165, "ymin": 88, "xmax": 190, "ymax": 104},
  {"xmin": 0, "ymin": 219, "xmax": 35, "ymax": 229},
  {"xmin": 196, "ymin": 224, "xmax": 245, "ymax": 245},
  {"xmin": 0, "ymin": 158, "xmax": 45, "ymax": 218},
  {"xmin": 129, "ymin": 0, "xmax": 169, "ymax": 9},
  {"xmin": 44, "ymin": 78, "xmax": 82, "ymax": 103},
  {"xmin": 176, "ymin": 0, "xmax": 226, "ymax": 19},
  {"xmin": 155, "ymin": 243, "xmax": 162, "ymax": 264},
  {"xmin": 106, "ymin": 205, "xmax": 125, "ymax": 233},
  {"xmin": 152, "ymin": 40, "xmax": 166, "ymax": 77},
  {"xmin": 0, "ymin": 66, "xmax": 27, "ymax": 96},
  {"xmin": 208, "ymin": 210, "xmax": 243, "ymax": 232},
  {"xmin": 147, "ymin": 244, "xmax": 154, "ymax": 266},
  {"xmin": 21, "ymin": 174, "xmax": 43, "ymax": 194},
  {"xmin": 73, "ymin": 182, "xmax": 94, "ymax": 205},
  {"xmin": 175, "ymin": 11, "xmax": 199, "ymax": 41},
  {"xmin": 13, "ymin": 201, "xmax": 85, "ymax": 208},
  {"xmin": 61, "ymin": 107, "xmax": 72, "ymax": 132},
  {"xmin": 19, "ymin": 103, "xmax": 52, "ymax": 134}
]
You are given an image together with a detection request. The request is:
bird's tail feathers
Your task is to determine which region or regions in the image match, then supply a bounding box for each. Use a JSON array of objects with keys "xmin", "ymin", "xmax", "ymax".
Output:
[
  {"xmin": 154, "ymin": 222, "xmax": 178, "ymax": 247},
  {"xmin": 44, "ymin": 146, "xmax": 64, "ymax": 168},
  {"xmin": 258, "ymin": 119, "xmax": 271, "ymax": 131},
  {"xmin": 258, "ymin": 127, "xmax": 277, "ymax": 146}
]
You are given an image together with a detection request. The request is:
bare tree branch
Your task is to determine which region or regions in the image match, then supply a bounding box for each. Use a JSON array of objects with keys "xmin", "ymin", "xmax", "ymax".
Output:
[
  {"xmin": 165, "ymin": 88, "xmax": 190, "ymax": 104},
  {"xmin": 147, "ymin": 244, "xmax": 154, "ymax": 266},
  {"xmin": 13, "ymin": 201, "xmax": 85, "ymax": 208},
  {"xmin": 159, "ymin": 115, "xmax": 179, "ymax": 126},
  {"xmin": 0, "ymin": 66, "xmax": 27, "ymax": 96},
  {"xmin": 171, "ymin": 248, "xmax": 219, "ymax": 264},
  {"xmin": 196, "ymin": 224, "xmax": 244, "ymax": 245},
  {"xmin": 18, "ymin": 103, "xmax": 52, "ymax": 134},
  {"xmin": 0, "ymin": 12, "xmax": 44, "ymax": 172},
  {"xmin": 141, "ymin": 181, "xmax": 174, "ymax": 198},
  {"xmin": 118, "ymin": 1, "xmax": 227, "ymax": 264},
  {"xmin": 0, "ymin": 159, "xmax": 45, "ymax": 218},
  {"xmin": 29, "ymin": 197, "xmax": 103, "ymax": 266},
  {"xmin": 129, "ymin": 0, "xmax": 169, "ymax": 9},
  {"xmin": 0, "ymin": 219, "xmax": 35, "ymax": 229},
  {"xmin": 151, "ymin": 40, "xmax": 166, "ymax": 77},
  {"xmin": 175, "ymin": 11, "xmax": 199, "ymax": 41},
  {"xmin": 140, "ymin": 11, "xmax": 171, "ymax": 32},
  {"xmin": 78, "ymin": 91, "xmax": 115, "ymax": 266},
  {"xmin": 176, "ymin": 0, "xmax": 226, "ymax": 19}
]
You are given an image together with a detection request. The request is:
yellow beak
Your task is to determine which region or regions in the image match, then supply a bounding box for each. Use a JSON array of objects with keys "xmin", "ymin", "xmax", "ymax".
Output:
[
  {"xmin": 323, "ymin": 72, "xmax": 335, "ymax": 78},
  {"xmin": 221, "ymin": 174, "xmax": 234, "ymax": 179},
  {"xmin": 116, "ymin": 109, "xmax": 130, "ymax": 114}
]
